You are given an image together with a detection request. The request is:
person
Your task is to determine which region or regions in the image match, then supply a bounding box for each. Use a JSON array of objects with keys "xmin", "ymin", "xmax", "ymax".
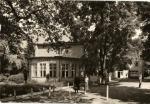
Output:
[
  {"xmin": 84, "ymin": 75, "xmax": 89, "ymax": 94},
  {"xmin": 22, "ymin": 66, "xmax": 28, "ymax": 84},
  {"xmin": 74, "ymin": 77, "xmax": 80, "ymax": 93},
  {"xmin": 139, "ymin": 73, "xmax": 142, "ymax": 88}
]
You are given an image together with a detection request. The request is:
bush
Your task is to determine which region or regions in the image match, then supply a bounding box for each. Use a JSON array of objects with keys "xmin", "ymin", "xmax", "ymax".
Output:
[
  {"xmin": 28, "ymin": 80, "xmax": 38, "ymax": 84},
  {"xmin": 8, "ymin": 73, "xmax": 24, "ymax": 84},
  {"xmin": 0, "ymin": 74, "xmax": 7, "ymax": 82}
]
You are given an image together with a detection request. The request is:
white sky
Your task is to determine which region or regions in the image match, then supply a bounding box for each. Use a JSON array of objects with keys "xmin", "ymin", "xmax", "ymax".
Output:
[{"xmin": 131, "ymin": 29, "xmax": 142, "ymax": 40}]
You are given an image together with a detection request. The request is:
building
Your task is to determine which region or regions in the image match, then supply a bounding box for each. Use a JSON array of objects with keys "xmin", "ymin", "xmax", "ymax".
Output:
[
  {"xmin": 29, "ymin": 42, "xmax": 84, "ymax": 83},
  {"xmin": 113, "ymin": 70, "xmax": 128, "ymax": 79}
]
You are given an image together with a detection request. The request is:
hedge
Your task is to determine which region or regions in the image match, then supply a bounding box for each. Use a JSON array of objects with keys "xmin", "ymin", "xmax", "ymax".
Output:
[
  {"xmin": 8, "ymin": 73, "xmax": 24, "ymax": 84},
  {"xmin": 0, "ymin": 84, "xmax": 50, "ymax": 99},
  {"xmin": 0, "ymin": 74, "xmax": 7, "ymax": 82}
]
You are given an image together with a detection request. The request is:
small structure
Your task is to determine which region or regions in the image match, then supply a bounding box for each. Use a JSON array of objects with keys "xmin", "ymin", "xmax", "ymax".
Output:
[{"xmin": 113, "ymin": 70, "xmax": 128, "ymax": 79}]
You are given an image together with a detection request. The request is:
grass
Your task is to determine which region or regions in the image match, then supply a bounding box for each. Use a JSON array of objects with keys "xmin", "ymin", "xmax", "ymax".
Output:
[{"xmin": 89, "ymin": 84, "xmax": 150, "ymax": 103}]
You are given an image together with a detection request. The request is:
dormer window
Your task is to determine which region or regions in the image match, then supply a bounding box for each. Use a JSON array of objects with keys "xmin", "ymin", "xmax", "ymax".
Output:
[
  {"xmin": 65, "ymin": 49, "xmax": 69, "ymax": 54},
  {"xmin": 57, "ymin": 48, "xmax": 62, "ymax": 54}
]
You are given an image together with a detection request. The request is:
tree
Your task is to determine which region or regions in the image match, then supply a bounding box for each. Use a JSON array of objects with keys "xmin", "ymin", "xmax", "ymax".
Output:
[
  {"xmin": 137, "ymin": 2, "xmax": 150, "ymax": 61},
  {"xmin": 54, "ymin": 1, "xmax": 139, "ymax": 83}
]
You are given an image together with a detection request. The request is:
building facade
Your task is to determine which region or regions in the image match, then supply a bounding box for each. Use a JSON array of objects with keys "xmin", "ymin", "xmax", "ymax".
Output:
[{"xmin": 29, "ymin": 42, "xmax": 84, "ymax": 83}]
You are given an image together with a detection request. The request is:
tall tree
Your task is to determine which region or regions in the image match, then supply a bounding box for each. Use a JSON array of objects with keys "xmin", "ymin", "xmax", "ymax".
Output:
[
  {"xmin": 54, "ymin": 1, "xmax": 139, "ymax": 81},
  {"xmin": 137, "ymin": 2, "xmax": 150, "ymax": 61}
]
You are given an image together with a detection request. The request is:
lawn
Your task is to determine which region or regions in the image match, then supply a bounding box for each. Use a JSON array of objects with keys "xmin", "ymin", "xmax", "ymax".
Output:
[{"xmin": 89, "ymin": 82, "xmax": 150, "ymax": 104}]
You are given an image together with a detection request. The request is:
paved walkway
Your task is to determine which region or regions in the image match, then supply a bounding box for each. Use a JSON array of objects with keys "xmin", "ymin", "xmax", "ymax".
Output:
[{"xmin": 62, "ymin": 86, "xmax": 139, "ymax": 104}]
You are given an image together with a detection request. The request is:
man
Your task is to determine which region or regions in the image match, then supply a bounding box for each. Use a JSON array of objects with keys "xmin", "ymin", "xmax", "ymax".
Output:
[
  {"xmin": 74, "ymin": 77, "xmax": 80, "ymax": 93},
  {"xmin": 84, "ymin": 74, "xmax": 89, "ymax": 94},
  {"xmin": 139, "ymin": 73, "xmax": 142, "ymax": 88}
]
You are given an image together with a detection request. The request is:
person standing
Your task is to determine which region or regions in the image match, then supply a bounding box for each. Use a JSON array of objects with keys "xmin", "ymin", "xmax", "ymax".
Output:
[
  {"xmin": 139, "ymin": 73, "xmax": 142, "ymax": 88},
  {"xmin": 74, "ymin": 77, "xmax": 80, "ymax": 93},
  {"xmin": 84, "ymin": 75, "xmax": 89, "ymax": 94}
]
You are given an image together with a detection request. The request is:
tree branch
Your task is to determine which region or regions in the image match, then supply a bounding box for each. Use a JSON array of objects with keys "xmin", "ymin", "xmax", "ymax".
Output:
[{"xmin": 4, "ymin": 0, "xmax": 48, "ymax": 21}]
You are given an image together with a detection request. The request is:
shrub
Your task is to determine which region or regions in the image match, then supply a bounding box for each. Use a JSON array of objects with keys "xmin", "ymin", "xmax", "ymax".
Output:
[
  {"xmin": 0, "ymin": 74, "xmax": 7, "ymax": 82},
  {"xmin": 28, "ymin": 80, "xmax": 38, "ymax": 84},
  {"xmin": 8, "ymin": 73, "xmax": 24, "ymax": 84}
]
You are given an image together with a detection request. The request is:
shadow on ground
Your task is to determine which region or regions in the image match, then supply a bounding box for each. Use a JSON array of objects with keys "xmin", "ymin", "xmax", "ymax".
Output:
[
  {"xmin": 89, "ymin": 82, "xmax": 150, "ymax": 104},
  {"xmin": 118, "ymin": 78, "xmax": 150, "ymax": 82}
]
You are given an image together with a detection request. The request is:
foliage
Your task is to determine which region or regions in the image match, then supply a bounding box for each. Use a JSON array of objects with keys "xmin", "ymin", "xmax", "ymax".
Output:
[
  {"xmin": 54, "ymin": 1, "xmax": 140, "ymax": 75},
  {"xmin": 137, "ymin": 2, "xmax": 150, "ymax": 61},
  {"xmin": 8, "ymin": 73, "xmax": 24, "ymax": 84},
  {"xmin": 0, "ymin": 84, "xmax": 49, "ymax": 99},
  {"xmin": 0, "ymin": 74, "xmax": 7, "ymax": 82}
]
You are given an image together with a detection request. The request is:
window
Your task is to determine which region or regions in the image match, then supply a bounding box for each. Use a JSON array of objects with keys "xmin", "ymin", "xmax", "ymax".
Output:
[
  {"xmin": 49, "ymin": 64, "xmax": 53, "ymax": 77},
  {"xmin": 40, "ymin": 63, "xmax": 43, "ymax": 77},
  {"xmin": 32, "ymin": 64, "xmax": 37, "ymax": 77},
  {"xmin": 35, "ymin": 64, "xmax": 37, "ymax": 77},
  {"xmin": 62, "ymin": 64, "xmax": 65, "ymax": 78},
  {"xmin": 71, "ymin": 64, "xmax": 76, "ymax": 77},
  {"xmin": 61, "ymin": 64, "xmax": 69, "ymax": 78},
  {"xmin": 53, "ymin": 64, "xmax": 57, "ymax": 77},
  {"xmin": 49, "ymin": 63, "xmax": 57, "ymax": 77},
  {"xmin": 40, "ymin": 63, "xmax": 46, "ymax": 77},
  {"xmin": 65, "ymin": 49, "xmax": 69, "ymax": 54},
  {"xmin": 66, "ymin": 64, "xmax": 68, "ymax": 77},
  {"xmin": 43, "ymin": 63, "xmax": 46, "ymax": 77},
  {"xmin": 57, "ymin": 48, "xmax": 62, "ymax": 54}
]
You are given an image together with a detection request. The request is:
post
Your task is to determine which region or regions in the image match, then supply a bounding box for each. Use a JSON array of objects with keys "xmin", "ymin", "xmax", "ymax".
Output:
[
  {"xmin": 31, "ymin": 88, "xmax": 33, "ymax": 97},
  {"xmin": 68, "ymin": 82, "xmax": 69, "ymax": 88},
  {"xmin": 49, "ymin": 86, "xmax": 51, "ymax": 97},
  {"xmin": 106, "ymin": 84, "xmax": 109, "ymax": 101},
  {"xmin": 68, "ymin": 82, "xmax": 71, "ymax": 99},
  {"xmin": 14, "ymin": 89, "xmax": 16, "ymax": 100},
  {"xmin": 43, "ymin": 87, "xmax": 45, "ymax": 94}
]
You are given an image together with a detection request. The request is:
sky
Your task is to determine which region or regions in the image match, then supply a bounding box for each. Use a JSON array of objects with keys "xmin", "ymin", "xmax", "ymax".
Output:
[
  {"xmin": 21, "ymin": 28, "xmax": 142, "ymax": 49},
  {"xmin": 132, "ymin": 29, "xmax": 142, "ymax": 40}
]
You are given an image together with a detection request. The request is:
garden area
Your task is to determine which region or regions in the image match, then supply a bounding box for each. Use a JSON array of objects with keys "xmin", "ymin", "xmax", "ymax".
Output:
[
  {"xmin": 2, "ymin": 90, "xmax": 91, "ymax": 103},
  {"xmin": 0, "ymin": 73, "xmax": 91, "ymax": 103}
]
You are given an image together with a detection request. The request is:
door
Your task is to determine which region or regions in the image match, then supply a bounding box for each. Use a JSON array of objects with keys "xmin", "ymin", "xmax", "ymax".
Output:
[{"xmin": 118, "ymin": 72, "xmax": 120, "ymax": 78}]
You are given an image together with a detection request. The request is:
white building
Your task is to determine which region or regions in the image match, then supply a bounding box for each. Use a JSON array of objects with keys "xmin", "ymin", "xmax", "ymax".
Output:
[
  {"xmin": 29, "ymin": 42, "xmax": 84, "ymax": 83},
  {"xmin": 113, "ymin": 70, "xmax": 129, "ymax": 79}
]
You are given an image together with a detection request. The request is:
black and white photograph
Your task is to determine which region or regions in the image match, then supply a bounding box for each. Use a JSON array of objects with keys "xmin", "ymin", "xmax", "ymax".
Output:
[{"xmin": 0, "ymin": 0, "xmax": 150, "ymax": 103}]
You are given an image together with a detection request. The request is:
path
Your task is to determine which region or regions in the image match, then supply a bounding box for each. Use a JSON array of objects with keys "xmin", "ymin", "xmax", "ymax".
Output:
[
  {"xmin": 62, "ymin": 87, "xmax": 114, "ymax": 104},
  {"xmin": 62, "ymin": 86, "xmax": 139, "ymax": 104}
]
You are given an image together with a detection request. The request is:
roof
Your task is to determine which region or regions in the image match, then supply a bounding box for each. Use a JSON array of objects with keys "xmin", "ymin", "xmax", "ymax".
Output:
[
  {"xmin": 29, "ymin": 56, "xmax": 81, "ymax": 61},
  {"xmin": 34, "ymin": 42, "xmax": 83, "ymax": 47}
]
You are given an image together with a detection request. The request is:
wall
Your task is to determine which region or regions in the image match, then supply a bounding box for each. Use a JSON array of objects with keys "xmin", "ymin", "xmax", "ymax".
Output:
[
  {"xmin": 34, "ymin": 44, "xmax": 84, "ymax": 58},
  {"xmin": 29, "ymin": 58, "xmax": 81, "ymax": 83},
  {"xmin": 113, "ymin": 70, "xmax": 128, "ymax": 79}
]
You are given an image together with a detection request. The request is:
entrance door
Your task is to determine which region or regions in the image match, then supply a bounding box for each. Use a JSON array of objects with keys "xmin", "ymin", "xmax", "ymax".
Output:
[{"xmin": 118, "ymin": 72, "xmax": 120, "ymax": 78}]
